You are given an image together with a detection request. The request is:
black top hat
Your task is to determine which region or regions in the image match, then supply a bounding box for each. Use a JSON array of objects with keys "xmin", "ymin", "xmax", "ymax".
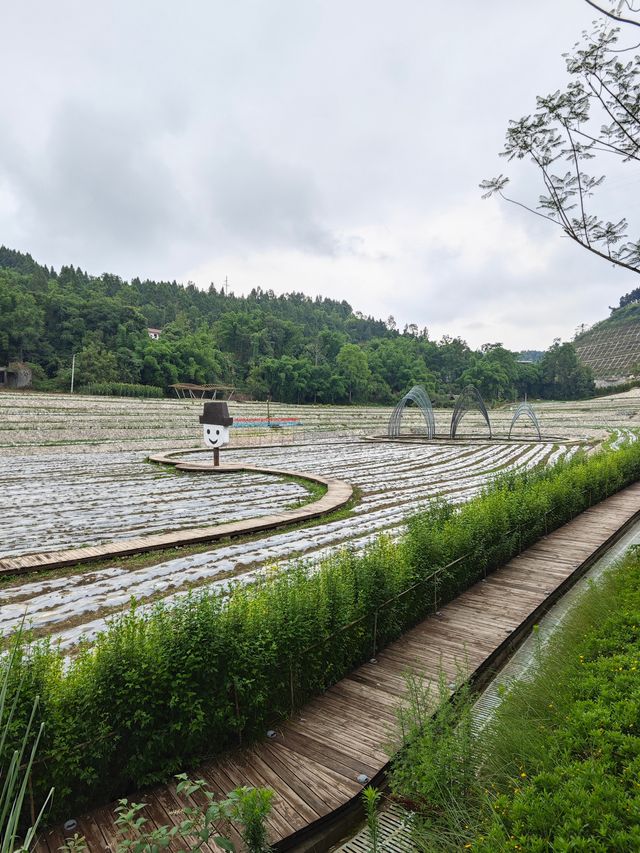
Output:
[{"xmin": 199, "ymin": 402, "xmax": 234, "ymax": 427}]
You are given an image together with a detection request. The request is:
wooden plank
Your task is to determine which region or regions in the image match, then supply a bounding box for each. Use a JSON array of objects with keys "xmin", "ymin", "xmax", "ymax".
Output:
[
  {"xmin": 265, "ymin": 742, "xmax": 360, "ymax": 804},
  {"xmin": 254, "ymin": 742, "xmax": 332, "ymax": 815},
  {"xmin": 276, "ymin": 726, "xmax": 379, "ymax": 780},
  {"xmin": 251, "ymin": 749, "xmax": 321, "ymax": 823},
  {"xmin": 74, "ymin": 814, "xmax": 113, "ymax": 852},
  {"xmin": 218, "ymin": 754, "xmax": 298, "ymax": 839},
  {"xmin": 284, "ymin": 714, "xmax": 388, "ymax": 765}
]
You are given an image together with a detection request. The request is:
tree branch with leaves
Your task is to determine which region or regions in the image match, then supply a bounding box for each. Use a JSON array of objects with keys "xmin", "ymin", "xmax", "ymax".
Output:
[{"xmin": 481, "ymin": 2, "xmax": 640, "ymax": 274}]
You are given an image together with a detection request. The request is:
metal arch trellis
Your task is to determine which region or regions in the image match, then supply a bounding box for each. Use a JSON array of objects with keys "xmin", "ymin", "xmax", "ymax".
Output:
[
  {"xmin": 388, "ymin": 385, "xmax": 436, "ymax": 438},
  {"xmin": 509, "ymin": 401, "xmax": 541, "ymax": 440},
  {"xmin": 450, "ymin": 385, "xmax": 492, "ymax": 439}
]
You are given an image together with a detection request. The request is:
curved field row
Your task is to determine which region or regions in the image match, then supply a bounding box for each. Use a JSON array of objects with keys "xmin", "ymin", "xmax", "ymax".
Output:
[
  {"xmin": 0, "ymin": 453, "xmax": 308, "ymax": 558},
  {"xmin": 1, "ymin": 438, "xmax": 571, "ymax": 650}
]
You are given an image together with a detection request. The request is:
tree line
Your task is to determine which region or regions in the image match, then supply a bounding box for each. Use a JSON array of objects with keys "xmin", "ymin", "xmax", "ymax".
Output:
[{"xmin": 0, "ymin": 246, "xmax": 594, "ymax": 404}]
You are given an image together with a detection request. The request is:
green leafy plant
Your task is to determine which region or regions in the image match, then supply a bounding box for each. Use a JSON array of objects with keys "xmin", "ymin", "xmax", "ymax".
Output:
[
  {"xmin": 1, "ymin": 625, "xmax": 53, "ymax": 853},
  {"xmin": 389, "ymin": 670, "xmax": 478, "ymax": 851},
  {"xmin": 226, "ymin": 786, "xmax": 273, "ymax": 853},
  {"xmin": 59, "ymin": 780, "xmax": 273, "ymax": 853},
  {"xmin": 362, "ymin": 786, "xmax": 382, "ymax": 852},
  {"xmin": 78, "ymin": 382, "xmax": 165, "ymax": 399}
]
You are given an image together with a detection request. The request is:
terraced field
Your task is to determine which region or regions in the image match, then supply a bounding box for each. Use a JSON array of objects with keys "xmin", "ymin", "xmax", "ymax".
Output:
[
  {"xmin": 0, "ymin": 453, "xmax": 309, "ymax": 558},
  {"xmin": 1, "ymin": 389, "xmax": 639, "ymax": 653}
]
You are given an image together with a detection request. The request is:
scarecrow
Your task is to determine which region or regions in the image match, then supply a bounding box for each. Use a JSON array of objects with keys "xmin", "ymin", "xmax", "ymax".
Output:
[{"xmin": 199, "ymin": 401, "xmax": 234, "ymax": 466}]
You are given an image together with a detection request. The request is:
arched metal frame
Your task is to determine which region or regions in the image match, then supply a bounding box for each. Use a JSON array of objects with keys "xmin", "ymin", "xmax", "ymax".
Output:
[
  {"xmin": 388, "ymin": 385, "xmax": 436, "ymax": 439},
  {"xmin": 450, "ymin": 385, "xmax": 492, "ymax": 439},
  {"xmin": 508, "ymin": 401, "xmax": 541, "ymax": 440}
]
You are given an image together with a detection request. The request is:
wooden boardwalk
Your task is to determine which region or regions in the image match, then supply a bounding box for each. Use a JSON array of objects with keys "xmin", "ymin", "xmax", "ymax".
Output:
[
  {"xmin": 35, "ymin": 482, "xmax": 640, "ymax": 852},
  {"xmin": 0, "ymin": 465, "xmax": 353, "ymax": 578}
]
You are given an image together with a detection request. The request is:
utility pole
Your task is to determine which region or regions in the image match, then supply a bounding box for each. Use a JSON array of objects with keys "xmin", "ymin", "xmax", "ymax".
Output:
[
  {"xmin": 224, "ymin": 276, "xmax": 228, "ymax": 296},
  {"xmin": 70, "ymin": 353, "xmax": 76, "ymax": 394}
]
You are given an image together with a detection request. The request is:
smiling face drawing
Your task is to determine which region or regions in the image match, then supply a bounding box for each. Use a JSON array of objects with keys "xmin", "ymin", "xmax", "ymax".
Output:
[{"xmin": 203, "ymin": 424, "xmax": 230, "ymax": 449}]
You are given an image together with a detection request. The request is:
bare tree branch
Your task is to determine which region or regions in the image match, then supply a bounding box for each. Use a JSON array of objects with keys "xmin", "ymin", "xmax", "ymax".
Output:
[{"xmin": 584, "ymin": 0, "xmax": 640, "ymax": 26}]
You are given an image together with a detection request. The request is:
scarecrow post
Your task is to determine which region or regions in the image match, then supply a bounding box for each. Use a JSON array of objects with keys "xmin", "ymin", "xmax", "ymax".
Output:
[{"xmin": 199, "ymin": 402, "xmax": 234, "ymax": 467}]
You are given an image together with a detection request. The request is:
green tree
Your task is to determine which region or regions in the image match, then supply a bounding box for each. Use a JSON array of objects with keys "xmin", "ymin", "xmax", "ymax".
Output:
[
  {"xmin": 431, "ymin": 336, "xmax": 474, "ymax": 388},
  {"xmin": 74, "ymin": 337, "xmax": 120, "ymax": 386},
  {"xmin": 481, "ymin": 3, "xmax": 640, "ymax": 274},
  {"xmin": 539, "ymin": 339, "xmax": 595, "ymax": 399},
  {"xmin": 365, "ymin": 337, "xmax": 436, "ymax": 401},
  {"xmin": 0, "ymin": 277, "xmax": 44, "ymax": 363},
  {"xmin": 336, "ymin": 343, "xmax": 371, "ymax": 403}
]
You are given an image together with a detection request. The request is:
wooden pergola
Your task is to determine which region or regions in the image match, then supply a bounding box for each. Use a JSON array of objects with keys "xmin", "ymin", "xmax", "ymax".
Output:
[{"xmin": 169, "ymin": 383, "xmax": 235, "ymax": 400}]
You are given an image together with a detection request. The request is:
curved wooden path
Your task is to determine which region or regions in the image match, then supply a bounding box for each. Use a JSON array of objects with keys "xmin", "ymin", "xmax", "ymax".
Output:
[
  {"xmin": 35, "ymin": 481, "xmax": 640, "ymax": 853},
  {"xmin": 0, "ymin": 459, "xmax": 353, "ymax": 578}
]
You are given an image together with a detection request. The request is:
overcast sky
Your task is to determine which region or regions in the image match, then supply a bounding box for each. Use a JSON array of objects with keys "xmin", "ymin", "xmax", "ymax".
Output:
[{"xmin": 1, "ymin": 0, "xmax": 638, "ymax": 351}]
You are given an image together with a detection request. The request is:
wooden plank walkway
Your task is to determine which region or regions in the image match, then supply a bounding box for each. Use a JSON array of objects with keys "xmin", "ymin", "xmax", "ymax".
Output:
[
  {"xmin": 35, "ymin": 482, "xmax": 640, "ymax": 853},
  {"xmin": 0, "ymin": 465, "xmax": 353, "ymax": 578}
]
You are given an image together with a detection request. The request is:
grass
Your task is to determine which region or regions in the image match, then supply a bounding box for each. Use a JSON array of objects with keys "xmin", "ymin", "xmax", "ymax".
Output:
[{"xmin": 388, "ymin": 547, "xmax": 640, "ymax": 851}]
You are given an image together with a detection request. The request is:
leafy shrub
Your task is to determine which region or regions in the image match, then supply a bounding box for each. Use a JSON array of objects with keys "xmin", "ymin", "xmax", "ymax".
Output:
[
  {"xmin": 77, "ymin": 382, "xmax": 164, "ymax": 398},
  {"xmin": 4, "ymin": 441, "xmax": 640, "ymax": 822}
]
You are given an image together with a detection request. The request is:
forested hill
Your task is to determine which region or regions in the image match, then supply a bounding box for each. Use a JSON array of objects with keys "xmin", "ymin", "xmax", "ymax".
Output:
[{"xmin": 0, "ymin": 246, "xmax": 593, "ymax": 403}]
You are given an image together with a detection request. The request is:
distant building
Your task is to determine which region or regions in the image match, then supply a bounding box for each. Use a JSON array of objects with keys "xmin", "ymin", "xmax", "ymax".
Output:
[
  {"xmin": 0, "ymin": 362, "xmax": 32, "ymax": 389},
  {"xmin": 147, "ymin": 328, "xmax": 162, "ymax": 340}
]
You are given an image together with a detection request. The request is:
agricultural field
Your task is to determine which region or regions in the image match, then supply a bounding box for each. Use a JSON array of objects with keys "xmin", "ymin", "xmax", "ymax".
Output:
[{"xmin": 1, "ymin": 389, "xmax": 639, "ymax": 653}]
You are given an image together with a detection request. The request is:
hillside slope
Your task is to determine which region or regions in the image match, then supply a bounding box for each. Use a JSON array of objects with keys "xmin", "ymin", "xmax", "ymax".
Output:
[{"xmin": 574, "ymin": 302, "xmax": 640, "ymax": 380}]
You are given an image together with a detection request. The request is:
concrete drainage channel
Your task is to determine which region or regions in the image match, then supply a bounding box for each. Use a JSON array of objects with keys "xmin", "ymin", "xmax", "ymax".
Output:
[
  {"xmin": 333, "ymin": 803, "xmax": 417, "ymax": 853},
  {"xmin": 330, "ymin": 516, "xmax": 640, "ymax": 853}
]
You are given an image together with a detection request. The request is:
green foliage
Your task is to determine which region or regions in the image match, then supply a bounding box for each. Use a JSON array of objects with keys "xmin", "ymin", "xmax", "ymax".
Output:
[
  {"xmin": 336, "ymin": 343, "xmax": 371, "ymax": 403},
  {"xmin": 482, "ymin": 10, "xmax": 640, "ymax": 276},
  {"xmin": 60, "ymin": 779, "xmax": 272, "ymax": 853},
  {"xmin": 226, "ymin": 786, "xmax": 273, "ymax": 853},
  {"xmin": 78, "ymin": 382, "xmax": 164, "ymax": 399},
  {"xmin": 387, "ymin": 545, "xmax": 640, "ymax": 852},
  {"xmin": 461, "ymin": 344, "xmax": 518, "ymax": 402},
  {"xmin": 0, "ymin": 245, "xmax": 601, "ymax": 403},
  {"xmin": 538, "ymin": 340, "xmax": 595, "ymax": 400},
  {"xmin": 1, "ymin": 625, "xmax": 53, "ymax": 852},
  {"xmin": 3, "ymin": 442, "xmax": 640, "ymax": 823},
  {"xmin": 389, "ymin": 672, "xmax": 478, "ymax": 851},
  {"xmin": 362, "ymin": 786, "xmax": 382, "ymax": 853},
  {"xmin": 472, "ymin": 550, "xmax": 640, "ymax": 851}
]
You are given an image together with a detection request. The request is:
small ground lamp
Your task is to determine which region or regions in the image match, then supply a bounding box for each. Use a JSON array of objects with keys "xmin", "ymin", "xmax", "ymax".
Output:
[{"xmin": 199, "ymin": 402, "xmax": 234, "ymax": 466}]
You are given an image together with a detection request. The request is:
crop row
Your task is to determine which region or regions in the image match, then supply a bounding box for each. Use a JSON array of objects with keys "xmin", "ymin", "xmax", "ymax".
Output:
[
  {"xmin": 4, "ymin": 438, "xmax": 640, "ymax": 822},
  {"xmin": 0, "ymin": 453, "xmax": 307, "ymax": 558},
  {"xmin": 1, "ymin": 439, "xmax": 571, "ymax": 648}
]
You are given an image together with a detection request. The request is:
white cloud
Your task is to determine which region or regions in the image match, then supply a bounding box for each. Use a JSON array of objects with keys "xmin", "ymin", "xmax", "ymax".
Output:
[{"xmin": 0, "ymin": 0, "xmax": 636, "ymax": 351}]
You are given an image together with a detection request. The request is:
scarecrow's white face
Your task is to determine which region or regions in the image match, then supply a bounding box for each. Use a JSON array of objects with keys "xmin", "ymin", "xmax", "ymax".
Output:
[{"xmin": 203, "ymin": 424, "xmax": 230, "ymax": 449}]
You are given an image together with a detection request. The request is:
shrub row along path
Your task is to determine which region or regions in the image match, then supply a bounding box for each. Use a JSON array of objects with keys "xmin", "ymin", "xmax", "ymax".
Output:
[
  {"xmin": 0, "ymin": 462, "xmax": 353, "ymax": 577},
  {"xmin": 35, "ymin": 481, "xmax": 640, "ymax": 853}
]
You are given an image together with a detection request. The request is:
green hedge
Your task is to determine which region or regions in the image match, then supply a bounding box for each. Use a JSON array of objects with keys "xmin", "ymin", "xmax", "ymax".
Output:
[
  {"xmin": 592, "ymin": 379, "xmax": 640, "ymax": 397},
  {"xmin": 77, "ymin": 382, "xmax": 165, "ymax": 398},
  {"xmin": 4, "ymin": 441, "xmax": 640, "ymax": 821}
]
